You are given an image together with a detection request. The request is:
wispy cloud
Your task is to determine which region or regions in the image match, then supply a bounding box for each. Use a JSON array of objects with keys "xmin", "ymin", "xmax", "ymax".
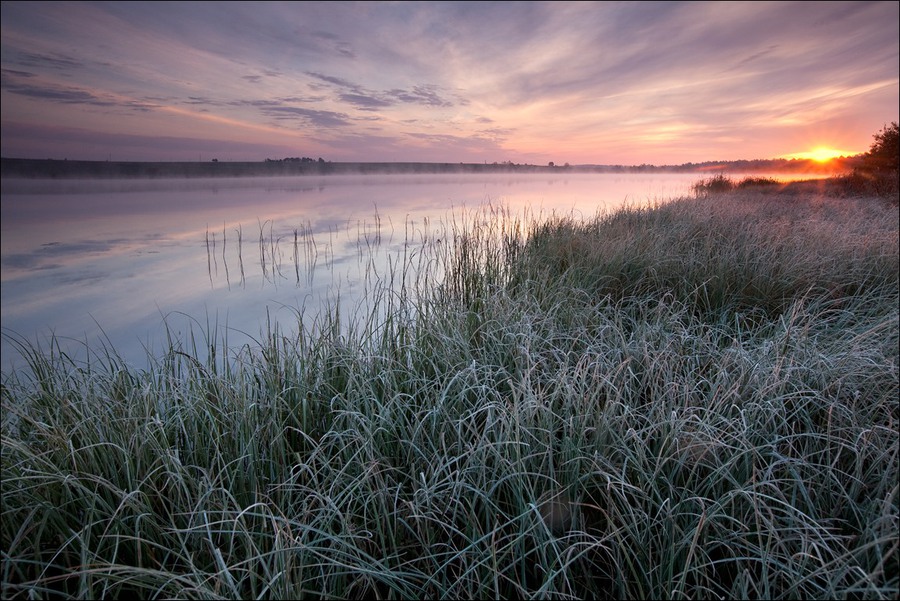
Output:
[
  {"xmin": 259, "ymin": 106, "xmax": 352, "ymax": 129},
  {"xmin": 307, "ymin": 71, "xmax": 456, "ymax": 109},
  {"xmin": 13, "ymin": 51, "xmax": 85, "ymax": 71},
  {"xmin": 0, "ymin": 121, "xmax": 304, "ymax": 162},
  {"xmin": 387, "ymin": 86, "xmax": 453, "ymax": 108},
  {"xmin": 338, "ymin": 93, "xmax": 394, "ymax": 110},
  {"xmin": 2, "ymin": 72, "xmax": 119, "ymax": 107}
]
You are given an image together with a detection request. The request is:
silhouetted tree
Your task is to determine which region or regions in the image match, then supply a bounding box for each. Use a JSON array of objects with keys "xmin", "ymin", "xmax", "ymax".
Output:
[
  {"xmin": 845, "ymin": 122, "xmax": 899, "ymax": 200},
  {"xmin": 861, "ymin": 121, "xmax": 899, "ymax": 174}
]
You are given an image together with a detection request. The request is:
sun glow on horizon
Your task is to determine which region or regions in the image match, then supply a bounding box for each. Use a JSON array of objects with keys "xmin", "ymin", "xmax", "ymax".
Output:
[{"xmin": 784, "ymin": 146, "xmax": 858, "ymax": 162}]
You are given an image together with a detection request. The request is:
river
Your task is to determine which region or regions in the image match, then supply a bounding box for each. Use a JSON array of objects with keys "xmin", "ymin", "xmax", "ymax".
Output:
[{"xmin": 0, "ymin": 171, "xmax": 823, "ymax": 371}]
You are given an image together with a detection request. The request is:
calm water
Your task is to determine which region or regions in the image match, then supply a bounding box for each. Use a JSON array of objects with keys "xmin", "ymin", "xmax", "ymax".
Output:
[{"xmin": 0, "ymin": 172, "xmax": 817, "ymax": 372}]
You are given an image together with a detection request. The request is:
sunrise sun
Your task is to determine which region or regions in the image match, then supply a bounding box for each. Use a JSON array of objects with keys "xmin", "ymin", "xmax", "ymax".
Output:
[{"xmin": 786, "ymin": 146, "xmax": 854, "ymax": 162}]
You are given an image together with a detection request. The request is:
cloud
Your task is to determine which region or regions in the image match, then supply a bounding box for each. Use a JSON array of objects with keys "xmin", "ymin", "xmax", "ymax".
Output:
[
  {"xmin": 306, "ymin": 71, "xmax": 456, "ymax": 111},
  {"xmin": 14, "ymin": 51, "xmax": 85, "ymax": 71},
  {"xmin": 1, "ymin": 78, "xmax": 117, "ymax": 106},
  {"xmin": 387, "ymin": 86, "xmax": 453, "ymax": 108},
  {"xmin": 1, "ymin": 68, "xmax": 36, "ymax": 78},
  {"xmin": 338, "ymin": 93, "xmax": 394, "ymax": 110},
  {"xmin": 184, "ymin": 96, "xmax": 218, "ymax": 106},
  {"xmin": 230, "ymin": 97, "xmax": 326, "ymax": 108},
  {"xmin": 306, "ymin": 71, "xmax": 357, "ymax": 89},
  {"xmin": 477, "ymin": 127, "xmax": 514, "ymax": 141},
  {"xmin": 256, "ymin": 106, "xmax": 352, "ymax": 129},
  {"xmin": 0, "ymin": 69, "xmax": 159, "ymax": 111},
  {"xmin": 0, "ymin": 121, "xmax": 306, "ymax": 162}
]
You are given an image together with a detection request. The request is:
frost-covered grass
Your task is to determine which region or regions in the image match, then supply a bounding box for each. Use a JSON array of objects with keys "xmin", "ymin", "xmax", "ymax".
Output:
[{"xmin": 3, "ymin": 188, "xmax": 897, "ymax": 599}]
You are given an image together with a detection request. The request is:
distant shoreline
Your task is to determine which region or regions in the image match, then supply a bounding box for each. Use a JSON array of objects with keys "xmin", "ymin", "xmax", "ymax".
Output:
[{"xmin": 0, "ymin": 156, "xmax": 851, "ymax": 179}]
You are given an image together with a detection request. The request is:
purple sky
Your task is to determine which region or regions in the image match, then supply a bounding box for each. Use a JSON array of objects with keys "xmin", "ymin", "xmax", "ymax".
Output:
[{"xmin": 1, "ymin": 1, "xmax": 898, "ymax": 165}]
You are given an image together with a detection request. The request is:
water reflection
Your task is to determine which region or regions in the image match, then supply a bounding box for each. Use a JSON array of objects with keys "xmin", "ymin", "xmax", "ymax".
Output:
[{"xmin": 0, "ymin": 172, "xmax": 824, "ymax": 371}]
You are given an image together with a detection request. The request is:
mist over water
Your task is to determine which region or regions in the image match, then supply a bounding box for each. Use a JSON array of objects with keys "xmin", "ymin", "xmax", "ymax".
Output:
[{"xmin": 0, "ymin": 172, "xmax": 817, "ymax": 371}]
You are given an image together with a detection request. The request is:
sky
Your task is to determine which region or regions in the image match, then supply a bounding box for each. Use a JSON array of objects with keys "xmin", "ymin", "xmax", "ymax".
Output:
[{"xmin": 1, "ymin": 1, "xmax": 898, "ymax": 166}]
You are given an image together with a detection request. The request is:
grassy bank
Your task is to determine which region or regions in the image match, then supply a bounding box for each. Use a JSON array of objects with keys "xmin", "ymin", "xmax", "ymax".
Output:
[{"xmin": 2, "ymin": 185, "xmax": 898, "ymax": 599}]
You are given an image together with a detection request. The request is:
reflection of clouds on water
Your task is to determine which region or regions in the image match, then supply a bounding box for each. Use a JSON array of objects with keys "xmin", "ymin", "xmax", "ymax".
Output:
[
  {"xmin": 2, "ymin": 233, "xmax": 181, "ymax": 275},
  {"xmin": 3, "ymin": 240, "xmax": 118, "ymax": 270},
  {"xmin": 2, "ymin": 256, "xmax": 65, "ymax": 271},
  {"xmin": 54, "ymin": 269, "xmax": 112, "ymax": 287}
]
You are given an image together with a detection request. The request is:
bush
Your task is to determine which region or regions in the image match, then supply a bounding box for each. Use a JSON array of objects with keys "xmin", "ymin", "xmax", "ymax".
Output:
[
  {"xmin": 843, "ymin": 122, "xmax": 899, "ymax": 201},
  {"xmin": 862, "ymin": 121, "xmax": 899, "ymax": 174},
  {"xmin": 735, "ymin": 176, "xmax": 780, "ymax": 188}
]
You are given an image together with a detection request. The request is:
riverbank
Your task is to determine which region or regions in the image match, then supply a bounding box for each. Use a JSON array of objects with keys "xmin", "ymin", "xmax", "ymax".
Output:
[
  {"xmin": 1, "ymin": 156, "xmax": 849, "ymax": 179},
  {"xmin": 2, "ymin": 184, "xmax": 897, "ymax": 599},
  {"xmin": 1, "ymin": 157, "xmax": 561, "ymax": 178}
]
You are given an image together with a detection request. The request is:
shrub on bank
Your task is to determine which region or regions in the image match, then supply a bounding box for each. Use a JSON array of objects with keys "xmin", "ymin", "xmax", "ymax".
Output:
[{"xmin": 838, "ymin": 122, "xmax": 899, "ymax": 202}]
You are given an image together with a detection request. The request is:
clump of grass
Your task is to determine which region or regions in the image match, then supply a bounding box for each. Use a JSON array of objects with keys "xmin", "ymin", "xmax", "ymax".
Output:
[
  {"xmin": 2, "ymin": 190, "xmax": 898, "ymax": 599},
  {"xmin": 692, "ymin": 173, "xmax": 736, "ymax": 195},
  {"xmin": 735, "ymin": 175, "xmax": 781, "ymax": 188},
  {"xmin": 691, "ymin": 174, "xmax": 783, "ymax": 196}
]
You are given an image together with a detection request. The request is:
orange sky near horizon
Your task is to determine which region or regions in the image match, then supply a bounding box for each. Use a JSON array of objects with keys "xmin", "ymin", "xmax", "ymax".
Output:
[
  {"xmin": 784, "ymin": 147, "xmax": 858, "ymax": 162},
  {"xmin": 1, "ymin": 1, "xmax": 897, "ymax": 165}
]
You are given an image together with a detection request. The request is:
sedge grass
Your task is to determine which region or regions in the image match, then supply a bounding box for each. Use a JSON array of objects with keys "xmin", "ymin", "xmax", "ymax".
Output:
[{"xmin": 2, "ymin": 187, "xmax": 898, "ymax": 599}]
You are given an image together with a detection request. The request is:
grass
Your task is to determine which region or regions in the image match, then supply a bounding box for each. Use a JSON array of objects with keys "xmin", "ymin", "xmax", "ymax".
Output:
[
  {"xmin": 691, "ymin": 174, "xmax": 782, "ymax": 195},
  {"xmin": 2, "ymin": 183, "xmax": 898, "ymax": 599},
  {"xmin": 692, "ymin": 173, "xmax": 899, "ymax": 205}
]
